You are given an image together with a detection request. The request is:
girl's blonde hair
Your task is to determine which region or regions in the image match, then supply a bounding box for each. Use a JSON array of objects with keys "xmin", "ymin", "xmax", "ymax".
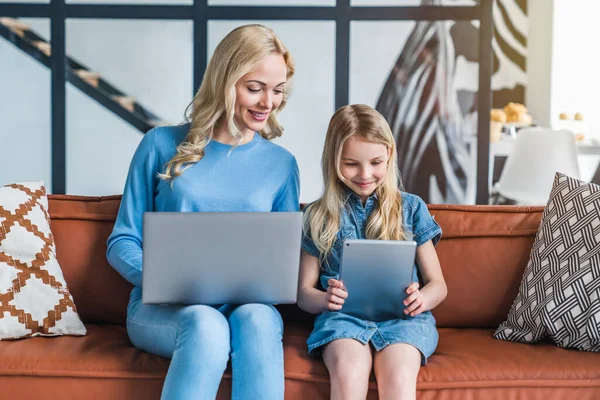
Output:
[
  {"xmin": 305, "ymin": 104, "xmax": 407, "ymax": 267},
  {"xmin": 160, "ymin": 24, "xmax": 295, "ymax": 181}
]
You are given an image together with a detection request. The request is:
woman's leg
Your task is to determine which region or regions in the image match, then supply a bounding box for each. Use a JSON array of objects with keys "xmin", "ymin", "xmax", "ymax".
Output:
[
  {"xmin": 226, "ymin": 303, "xmax": 284, "ymax": 400},
  {"xmin": 127, "ymin": 301, "xmax": 231, "ymax": 400},
  {"xmin": 373, "ymin": 343, "xmax": 421, "ymax": 400},
  {"xmin": 322, "ymin": 339, "xmax": 373, "ymax": 400}
]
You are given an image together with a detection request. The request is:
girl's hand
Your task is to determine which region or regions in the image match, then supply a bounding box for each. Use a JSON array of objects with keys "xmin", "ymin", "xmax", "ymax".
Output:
[
  {"xmin": 404, "ymin": 282, "xmax": 425, "ymax": 317},
  {"xmin": 325, "ymin": 278, "xmax": 347, "ymax": 311}
]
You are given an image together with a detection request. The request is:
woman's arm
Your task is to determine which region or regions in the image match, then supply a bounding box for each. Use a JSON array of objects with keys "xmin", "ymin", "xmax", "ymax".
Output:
[
  {"xmin": 106, "ymin": 129, "xmax": 159, "ymax": 287},
  {"xmin": 297, "ymin": 250, "xmax": 347, "ymax": 314},
  {"xmin": 403, "ymin": 240, "xmax": 447, "ymax": 316}
]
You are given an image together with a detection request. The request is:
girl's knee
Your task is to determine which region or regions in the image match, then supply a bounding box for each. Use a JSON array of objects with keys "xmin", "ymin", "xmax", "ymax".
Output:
[
  {"xmin": 329, "ymin": 361, "xmax": 371, "ymax": 390},
  {"xmin": 326, "ymin": 350, "xmax": 371, "ymax": 381},
  {"xmin": 380, "ymin": 364, "xmax": 419, "ymax": 388}
]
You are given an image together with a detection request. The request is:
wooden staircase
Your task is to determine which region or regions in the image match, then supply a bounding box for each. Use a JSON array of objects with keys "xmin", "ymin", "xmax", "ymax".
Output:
[{"xmin": 0, "ymin": 17, "xmax": 169, "ymax": 133}]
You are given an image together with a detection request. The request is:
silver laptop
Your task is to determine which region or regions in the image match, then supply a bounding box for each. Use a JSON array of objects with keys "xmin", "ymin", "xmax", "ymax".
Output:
[
  {"xmin": 339, "ymin": 239, "xmax": 416, "ymax": 321},
  {"xmin": 142, "ymin": 212, "xmax": 303, "ymax": 305}
]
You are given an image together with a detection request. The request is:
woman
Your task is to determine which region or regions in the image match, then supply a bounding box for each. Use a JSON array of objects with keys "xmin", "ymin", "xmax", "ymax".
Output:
[{"xmin": 106, "ymin": 24, "xmax": 299, "ymax": 400}]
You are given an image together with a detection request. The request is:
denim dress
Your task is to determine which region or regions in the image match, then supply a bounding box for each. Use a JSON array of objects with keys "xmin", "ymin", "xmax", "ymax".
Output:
[{"xmin": 302, "ymin": 190, "xmax": 442, "ymax": 364}]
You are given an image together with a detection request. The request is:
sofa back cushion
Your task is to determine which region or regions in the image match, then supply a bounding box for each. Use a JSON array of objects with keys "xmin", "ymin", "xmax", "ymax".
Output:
[
  {"xmin": 48, "ymin": 195, "xmax": 544, "ymax": 328},
  {"xmin": 429, "ymin": 205, "xmax": 543, "ymax": 328},
  {"xmin": 48, "ymin": 195, "xmax": 131, "ymax": 325}
]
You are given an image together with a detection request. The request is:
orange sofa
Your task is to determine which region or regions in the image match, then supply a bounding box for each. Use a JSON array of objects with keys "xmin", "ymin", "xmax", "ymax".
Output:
[{"xmin": 1, "ymin": 195, "xmax": 599, "ymax": 399}]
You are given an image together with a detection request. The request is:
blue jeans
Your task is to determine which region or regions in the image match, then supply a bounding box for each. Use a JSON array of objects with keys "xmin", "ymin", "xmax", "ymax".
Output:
[{"xmin": 126, "ymin": 288, "xmax": 284, "ymax": 400}]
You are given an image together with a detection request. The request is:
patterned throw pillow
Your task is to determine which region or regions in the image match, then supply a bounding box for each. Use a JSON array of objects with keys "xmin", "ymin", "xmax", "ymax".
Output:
[
  {"xmin": 494, "ymin": 173, "xmax": 600, "ymax": 351},
  {"xmin": 0, "ymin": 182, "xmax": 86, "ymax": 339}
]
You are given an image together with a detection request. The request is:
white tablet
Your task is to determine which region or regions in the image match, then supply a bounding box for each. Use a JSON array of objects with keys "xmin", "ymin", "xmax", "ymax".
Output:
[{"xmin": 339, "ymin": 239, "xmax": 417, "ymax": 321}]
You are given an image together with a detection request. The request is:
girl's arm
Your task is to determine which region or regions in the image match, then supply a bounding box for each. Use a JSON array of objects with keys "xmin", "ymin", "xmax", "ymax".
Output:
[
  {"xmin": 404, "ymin": 240, "xmax": 447, "ymax": 316},
  {"xmin": 297, "ymin": 250, "xmax": 347, "ymax": 314}
]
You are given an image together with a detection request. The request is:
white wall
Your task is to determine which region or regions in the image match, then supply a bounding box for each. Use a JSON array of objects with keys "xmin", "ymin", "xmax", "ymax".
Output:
[
  {"xmin": 553, "ymin": 0, "xmax": 600, "ymax": 181},
  {"xmin": 65, "ymin": 19, "xmax": 193, "ymax": 126},
  {"xmin": 64, "ymin": 19, "xmax": 193, "ymax": 196},
  {"xmin": 349, "ymin": 21, "xmax": 415, "ymax": 106},
  {"xmin": 525, "ymin": 0, "xmax": 553, "ymax": 128},
  {"xmin": 0, "ymin": 19, "xmax": 52, "ymax": 191},
  {"xmin": 551, "ymin": 0, "xmax": 600, "ymax": 133},
  {"xmin": 526, "ymin": 0, "xmax": 600, "ymax": 181},
  {"xmin": 528, "ymin": 0, "xmax": 600, "ymax": 134},
  {"xmin": 0, "ymin": 18, "xmax": 194, "ymax": 196},
  {"xmin": 65, "ymin": 83, "xmax": 145, "ymax": 196}
]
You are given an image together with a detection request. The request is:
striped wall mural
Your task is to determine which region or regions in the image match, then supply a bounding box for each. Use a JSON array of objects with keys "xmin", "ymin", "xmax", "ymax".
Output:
[{"xmin": 375, "ymin": 0, "xmax": 527, "ymax": 203}]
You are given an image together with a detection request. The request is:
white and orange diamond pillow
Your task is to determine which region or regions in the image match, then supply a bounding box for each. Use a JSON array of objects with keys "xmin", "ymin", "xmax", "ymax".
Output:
[{"xmin": 0, "ymin": 182, "xmax": 86, "ymax": 339}]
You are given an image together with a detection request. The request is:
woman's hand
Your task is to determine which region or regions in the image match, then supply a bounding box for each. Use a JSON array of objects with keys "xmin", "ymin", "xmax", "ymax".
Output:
[
  {"xmin": 325, "ymin": 278, "xmax": 348, "ymax": 311},
  {"xmin": 404, "ymin": 282, "xmax": 425, "ymax": 317}
]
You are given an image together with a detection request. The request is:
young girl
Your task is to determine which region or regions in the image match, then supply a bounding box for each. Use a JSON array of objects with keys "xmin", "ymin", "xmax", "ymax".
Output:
[{"xmin": 298, "ymin": 104, "xmax": 447, "ymax": 400}]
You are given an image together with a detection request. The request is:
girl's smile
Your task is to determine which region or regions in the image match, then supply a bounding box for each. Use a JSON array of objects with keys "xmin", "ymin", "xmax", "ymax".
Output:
[{"xmin": 340, "ymin": 135, "xmax": 390, "ymax": 203}]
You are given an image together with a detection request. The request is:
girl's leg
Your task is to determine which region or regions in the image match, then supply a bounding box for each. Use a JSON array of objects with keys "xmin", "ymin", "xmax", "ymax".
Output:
[
  {"xmin": 373, "ymin": 343, "xmax": 421, "ymax": 400},
  {"xmin": 127, "ymin": 301, "xmax": 231, "ymax": 400},
  {"xmin": 226, "ymin": 303, "xmax": 284, "ymax": 400},
  {"xmin": 322, "ymin": 339, "xmax": 373, "ymax": 400}
]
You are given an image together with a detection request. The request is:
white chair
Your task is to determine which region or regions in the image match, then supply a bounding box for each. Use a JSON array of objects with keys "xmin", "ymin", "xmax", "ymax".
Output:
[{"xmin": 494, "ymin": 128, "xmax": 580, "ymax": 205}]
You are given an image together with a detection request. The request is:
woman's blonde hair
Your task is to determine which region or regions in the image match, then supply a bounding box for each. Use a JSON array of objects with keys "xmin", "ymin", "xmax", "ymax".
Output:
[
  {"xmin": 305, "ymin": 104, "xmax": 407, "ymax": 268},
  {"xmin": 160, "ymin": 24, "xmax": 295, "ymax": 181}
]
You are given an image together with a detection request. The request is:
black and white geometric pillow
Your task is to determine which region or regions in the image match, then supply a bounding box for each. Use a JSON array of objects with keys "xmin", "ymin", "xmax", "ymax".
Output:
[{"xmin": 494, "ymin": 173, "xmax": 600, "ymax": 351}]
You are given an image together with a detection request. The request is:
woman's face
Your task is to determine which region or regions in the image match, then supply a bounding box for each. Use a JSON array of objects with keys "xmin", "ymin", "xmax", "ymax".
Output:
[{"xmin": 234, "ymin": 53, "xmax": 288, "ymax": 137}]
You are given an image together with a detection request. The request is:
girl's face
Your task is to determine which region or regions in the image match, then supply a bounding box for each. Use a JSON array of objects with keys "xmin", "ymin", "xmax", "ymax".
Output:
[
  {"xmin": 234, "ymin": 53, "xmax": 288, "ymax": 138},
  {"xmin": 339, "ymin": 135, "xmax": 391, "ymax": 203}
]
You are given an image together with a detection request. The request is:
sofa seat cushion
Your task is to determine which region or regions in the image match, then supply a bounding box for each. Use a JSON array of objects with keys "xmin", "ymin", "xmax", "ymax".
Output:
[
  {"xmin": 425, "ymin": 328, "xmax": 600, "ymax": 387},
  {"xmin": 283, "ymin": 325, "xmax": 600, "ymax": 390},
  {"xmin": 2, "ymin": 324, "xmax": 599, "ymax": 399},
  {"xmin": 0, "ymin": 324, "xmax": 168, "ymax": 378}
]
